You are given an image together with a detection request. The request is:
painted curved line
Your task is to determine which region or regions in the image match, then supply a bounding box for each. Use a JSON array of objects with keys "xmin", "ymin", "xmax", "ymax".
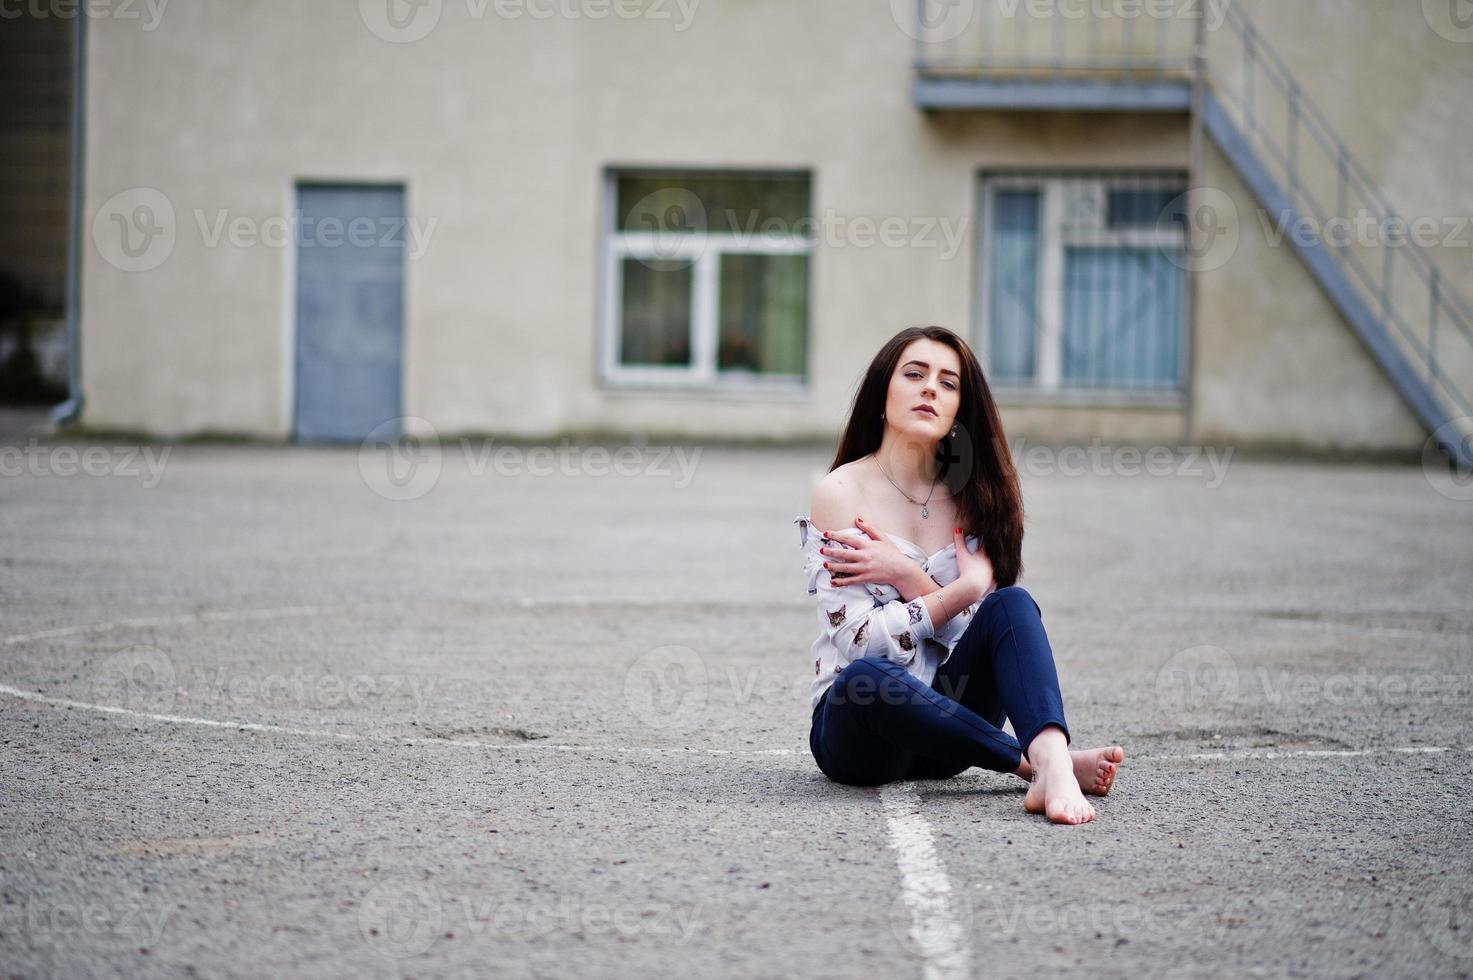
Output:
[{"xmin": 0, "ymin": 683, "xmax": 802, "ymax": 757}]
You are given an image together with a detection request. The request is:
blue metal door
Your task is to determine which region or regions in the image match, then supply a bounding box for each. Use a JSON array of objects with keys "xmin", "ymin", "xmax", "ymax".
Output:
[{"xmin": 293, "ymin": 184, "xmax": 406, "ymax": 442}]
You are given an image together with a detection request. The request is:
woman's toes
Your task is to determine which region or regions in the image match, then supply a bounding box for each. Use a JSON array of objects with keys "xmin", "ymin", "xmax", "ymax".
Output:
[{"xmin": 1080, "ymin": 758, "xmax": 1116, "ymax": 796}]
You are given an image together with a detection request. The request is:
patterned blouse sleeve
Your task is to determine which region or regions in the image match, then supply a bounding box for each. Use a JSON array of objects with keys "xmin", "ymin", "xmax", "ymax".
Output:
[{"xmin": 795, "ymin": 516, "xmax": 939, "ymax": 669}]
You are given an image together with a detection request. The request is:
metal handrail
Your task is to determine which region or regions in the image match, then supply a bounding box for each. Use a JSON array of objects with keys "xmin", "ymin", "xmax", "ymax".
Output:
[
  {"xmin": 1205, "ymin": 2, "xmax": 1473, "ymax": 418},
  {"xmin": 1214, "ymin": 5, "xmax": 1473, "ymax": 328},
  {"xmin": 914, "ymin": 0, "xmax": 1473, "ymax": 427}
]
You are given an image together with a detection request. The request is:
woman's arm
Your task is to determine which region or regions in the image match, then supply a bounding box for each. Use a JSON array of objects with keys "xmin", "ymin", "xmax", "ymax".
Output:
[
  {"xmin": 800, "ymin": 527, "xmax": 953, "ymax": 669},
  {"xmin": 891, "ymin": 564, "xmax": 942, "ymax": 603},
  {"xmin": 810, "ymin": 476, "xmax": 988, "ymax": 629},
  {"xmin": 916, "ymin": 574, "xmax": 988, "ymax": 630}
]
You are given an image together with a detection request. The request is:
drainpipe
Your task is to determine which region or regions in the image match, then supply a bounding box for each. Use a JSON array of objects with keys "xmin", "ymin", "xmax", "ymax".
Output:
[{"xmin": 50, "ymin": 12, "xmax": 86, "ymax": 427}]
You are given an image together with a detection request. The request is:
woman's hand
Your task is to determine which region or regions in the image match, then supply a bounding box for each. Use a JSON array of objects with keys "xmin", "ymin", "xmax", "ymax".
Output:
[
  {"xmin": 820, "ymin": 517, "xmax": 920, "ymax": 592},
  {"xmin": 952, "ymin": 526, "xmax": 997, "ymax": 598}
]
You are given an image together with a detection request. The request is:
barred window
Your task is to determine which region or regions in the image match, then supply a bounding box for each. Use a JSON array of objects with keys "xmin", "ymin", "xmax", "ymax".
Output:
[{"xmin": 980, "ymin": 173, "xmax": 1189, "ymax": 394}]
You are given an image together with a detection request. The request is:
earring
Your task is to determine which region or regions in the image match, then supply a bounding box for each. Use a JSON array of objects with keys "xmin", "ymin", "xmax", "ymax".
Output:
[
  {"xmin": 950, "ymin": 426, "xmax": 957, "ymax": 437},
  {"xmin": 880, "ymin": 412, "xmax": 885, "ymax": 420}
]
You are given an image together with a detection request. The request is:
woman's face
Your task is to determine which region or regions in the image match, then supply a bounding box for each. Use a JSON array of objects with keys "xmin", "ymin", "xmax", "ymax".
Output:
[{"xmin": 884, "ymin": 338, "xmax": 962, "ymax": 443}]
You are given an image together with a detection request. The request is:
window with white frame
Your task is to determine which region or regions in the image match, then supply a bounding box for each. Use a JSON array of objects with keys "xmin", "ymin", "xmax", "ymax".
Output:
[
  {"xmin": 601, "ymin": 170, "xmax": 811, "ymax": 389},
  {"xmin": 980, "ymin": 173, "xmax": 1189, "ymax": 394}
]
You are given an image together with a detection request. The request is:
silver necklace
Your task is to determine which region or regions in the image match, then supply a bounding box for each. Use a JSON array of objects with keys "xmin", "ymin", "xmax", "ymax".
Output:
[{"xmin": 874, "ymin": 454, "xmax": 939, "ymax": 519}]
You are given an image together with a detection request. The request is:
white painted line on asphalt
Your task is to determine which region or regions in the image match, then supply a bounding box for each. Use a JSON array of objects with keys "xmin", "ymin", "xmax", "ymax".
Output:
[
  {"xmin": 879, "ymin": 782, "xmax": 973, "ymax": 980},
  {"xmin": 1184, "ymin": 745, "xmax": 1456, "ymax": 760},
  {"xmin": 2, "ymin": 607, "xmax": 327, "ymax": 646},
  {"xmin": 0, "ymin": 683, "xmax": 802, "ymax": 756},
  {"xmin": 0, "ymin": 684, "xmax": 1464, "ymax": 763}
]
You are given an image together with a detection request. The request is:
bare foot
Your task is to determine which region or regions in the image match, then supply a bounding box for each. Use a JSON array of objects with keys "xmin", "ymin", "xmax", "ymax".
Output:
[
  {"xmin": 1016, "ymin": 746, "xmax": 1125, "ymax": 795},
  {"xmin": 1023, "ymin": 758, "xmax": 1096, "ymax": 825},
  {"xmin": 1072, "ymin": 746, "xmax": 1124, "ymax": 796}
]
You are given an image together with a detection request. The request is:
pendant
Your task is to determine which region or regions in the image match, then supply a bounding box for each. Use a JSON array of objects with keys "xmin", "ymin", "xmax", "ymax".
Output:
[{"xmin": 920, "ymin": 506, "xmax": 929, "ymax": 519}]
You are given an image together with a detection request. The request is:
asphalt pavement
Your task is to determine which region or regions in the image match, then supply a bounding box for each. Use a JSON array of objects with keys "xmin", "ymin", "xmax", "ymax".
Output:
[{"xmin": 2, "ymin": 410, "xmax": 1470, "ymax": 978}]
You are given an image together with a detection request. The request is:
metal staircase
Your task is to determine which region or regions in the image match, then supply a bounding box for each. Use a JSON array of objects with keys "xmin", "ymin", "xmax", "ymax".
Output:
[{"xmin": 912, "ymin": 1, "xmax": 1473, "ymax": 467}]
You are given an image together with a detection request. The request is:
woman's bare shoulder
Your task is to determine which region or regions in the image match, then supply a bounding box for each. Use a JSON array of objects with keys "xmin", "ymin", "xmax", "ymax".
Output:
[{"xmin": 811, "ymin": 459, "xmax": 870, "ymax": 530}]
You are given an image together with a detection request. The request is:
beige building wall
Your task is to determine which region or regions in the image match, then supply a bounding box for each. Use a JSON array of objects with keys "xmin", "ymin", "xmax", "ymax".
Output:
[{"xmin": 77, "ymin": 0, "xmax": 1468, "ymax": 452}]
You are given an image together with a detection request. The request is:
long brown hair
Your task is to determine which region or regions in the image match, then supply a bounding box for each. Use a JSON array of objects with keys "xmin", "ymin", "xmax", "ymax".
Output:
[{"xmin": 828, "ymin": 325, "xmax": 1025, "ymax": 587}]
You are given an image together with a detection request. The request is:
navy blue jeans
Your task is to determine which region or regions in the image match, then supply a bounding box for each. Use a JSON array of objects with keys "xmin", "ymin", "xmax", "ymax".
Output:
[{"xmin": 808, "ymin": 585, "xmax": 1072, "ymax": 786}]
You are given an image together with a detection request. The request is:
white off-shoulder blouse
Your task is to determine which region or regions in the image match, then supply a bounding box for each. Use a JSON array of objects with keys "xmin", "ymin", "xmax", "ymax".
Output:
[{"xmin": 795, "ymin": 515, "xmax": 991, "ymax": 712}]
